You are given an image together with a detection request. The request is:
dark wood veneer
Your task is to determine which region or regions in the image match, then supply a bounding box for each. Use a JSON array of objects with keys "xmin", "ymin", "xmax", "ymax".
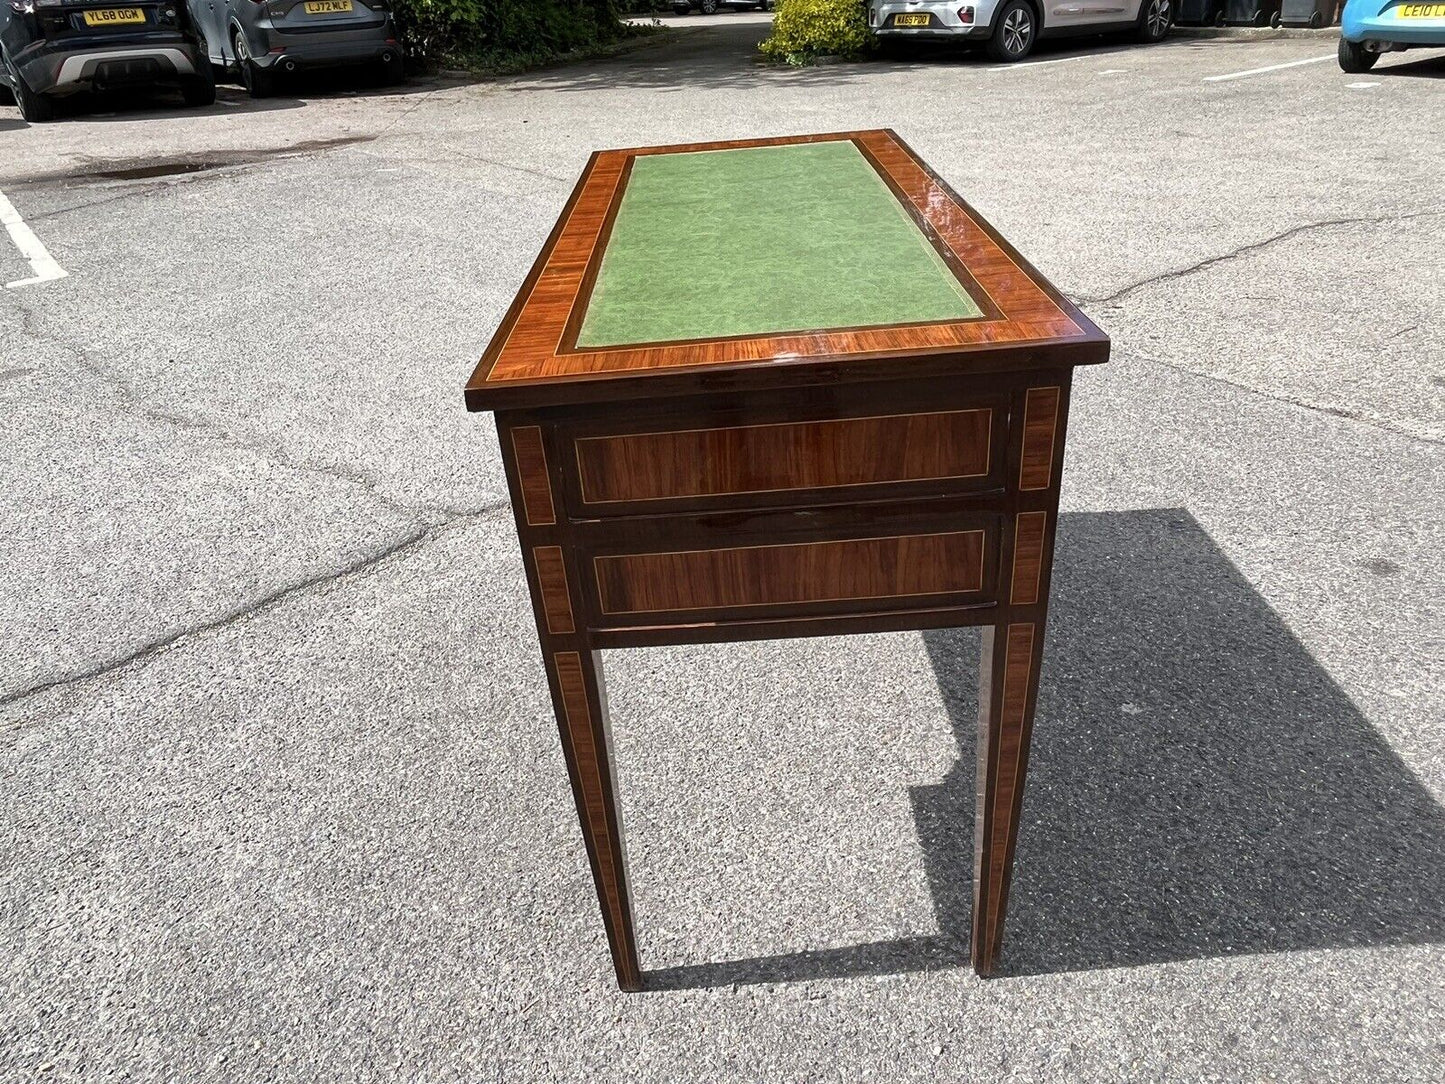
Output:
[
  {"xmin": 471, "ymin": 132, "xmax": 1108, "ymax": 990},
  {"xmin": 574, "ymin": 409, "xmax": 993, "ymax": 507},
  {"xmin": 593, "ymin": 530, "xmax": 987, "ymax": 617}
]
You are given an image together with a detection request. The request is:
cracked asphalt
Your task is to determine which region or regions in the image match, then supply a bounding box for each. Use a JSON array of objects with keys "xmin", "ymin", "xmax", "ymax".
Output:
[{"xmin": 2, "ymin": 17, "xmax": 1443, "ymax": 1083}]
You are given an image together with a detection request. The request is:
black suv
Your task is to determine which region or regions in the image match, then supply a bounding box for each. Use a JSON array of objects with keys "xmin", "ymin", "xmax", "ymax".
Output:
[{"xmin": 1, "ymin": 0, "xmax": 214, "ymax": 122}]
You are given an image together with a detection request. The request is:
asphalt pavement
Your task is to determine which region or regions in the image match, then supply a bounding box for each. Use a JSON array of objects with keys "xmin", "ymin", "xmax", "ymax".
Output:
[{"xmin": 1, "ymin": 15, "xmax": 1442, "ymax": 1083}]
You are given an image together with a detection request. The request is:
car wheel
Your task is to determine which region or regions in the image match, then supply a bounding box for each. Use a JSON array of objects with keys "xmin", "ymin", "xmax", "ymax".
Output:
[
  {"xmin": 182, "ymin": 40, "xmax": 217, "ymax": 107},
  {"xmin": 1134, "ymin": 0, "xmax": 1172, "ymax": 42},
  {"xmin": 987, "ymin": 0, "xmax": 1036, "ymax": 62},
  {"xmin": 699, "ymin": 0, "xmax": 718, "ymax": 13},
  {"xmin": 759, "ymin": 1, "xmax": 774, "ymax": 10},
  {"xmin": 4, "ymin": 51, "xmax": 55, "ymax": 122},
  {"xmin": 234, "ymin": 29, "xmax": 275, "ymax": 98},
  {"xmin": 1337, "ymin": 37, "xmax": 1378, "ymax": 72}
]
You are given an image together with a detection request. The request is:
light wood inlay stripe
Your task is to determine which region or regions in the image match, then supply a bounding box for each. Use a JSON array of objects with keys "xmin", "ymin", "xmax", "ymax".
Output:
[
  {"xmin": 511, "ymin": 425, "xmax": 556, "ymax": 526},
  {"xmin": 554, "ymin": 652, "xmax": 630, "ymax": 954},
  {"xmin": 1009, "ymin": 512, "xmax": 1047, "ymax": 606},
  {"xmin": 533, "ymin": 546, "xmax": 575, "ymax": 635},
  {"xmin": 575, "ymin": 408, "xmax": 993, "ymax": 505},
  {"xmin": 1019, "ymin": 387, "xmax": 1059, "ymax": 491},
  {"xmin": 986, "ymin": 621, "xmax": 1036, "ymax": 959},
  {"xmin": 594, "ymin": 530, "xmax": 987, "ymax": 616}
]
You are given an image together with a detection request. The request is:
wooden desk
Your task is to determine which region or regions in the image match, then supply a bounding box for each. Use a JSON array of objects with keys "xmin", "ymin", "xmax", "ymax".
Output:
[{"xmin": 465, "ymin": 131, "xmax": 1109, "ymax": 990}]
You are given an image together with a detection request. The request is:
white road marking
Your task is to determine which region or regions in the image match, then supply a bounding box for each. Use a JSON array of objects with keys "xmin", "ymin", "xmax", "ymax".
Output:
[
  {"xmin": 0, "ymin": 189, "xmax": 67, "ymax": 289},
  {"xmin": 987, "ymin": 53, "xmax": 1100, "ymax": 72},
  {"xmin": 1202, "ymin": 54, "xmax": 1336, "ymax": 82},
  {"xmin": 1098, "ymin": 68, "xmax": 1129, "ymax": 75},
  {"xmin": 1347, "ymin": 81, "xmax": 1381, "ymax": 88}
]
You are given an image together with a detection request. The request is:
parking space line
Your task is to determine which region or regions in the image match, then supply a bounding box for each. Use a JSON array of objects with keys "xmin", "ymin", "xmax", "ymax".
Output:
[
  {"xmin": 1202, "ymin": 54, "xmax": 1336, "ymax": 82},
  {"xmin": 986, "ymin": 53, "xmax": 1100, "ymax": 71},
  {"xmin": 0, "ymin": 189, "xmax": 68, "ymax": 289}
]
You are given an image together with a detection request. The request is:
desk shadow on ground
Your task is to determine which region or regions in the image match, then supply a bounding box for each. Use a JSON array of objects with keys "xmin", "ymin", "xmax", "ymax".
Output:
[{"xmin": 647, "ymin": 508, "xmax": 1445, "ymax": 989}]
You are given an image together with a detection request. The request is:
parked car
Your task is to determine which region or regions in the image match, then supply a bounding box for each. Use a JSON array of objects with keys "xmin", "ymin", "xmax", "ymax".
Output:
[
  {"xmin": 185, "ymin": 0, "xmax": 402, "ymax": 97},
  {"xmin": 0, "ymin": 0, "xmax": 214, "ymax": 122},
  {"xmin": 869, "ymin": 0, "xmax": 1173, "ymax": 61},
  {"xmin": 1339, "ymin": 0, "xmax": 1445, "ymax": 70},
  {"xmin": 670, "ymin": 1, "xmax": 774, "ymax": 13}
]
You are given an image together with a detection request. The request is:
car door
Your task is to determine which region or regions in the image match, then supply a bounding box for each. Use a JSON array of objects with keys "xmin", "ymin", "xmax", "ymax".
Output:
[
  {"xmin": 1077, "ymin": 0, "xmax": 1137, "ymax": 24},
  {"xmin": 186, "ymin": 0, "xmax": 228, "ymax": 61}
]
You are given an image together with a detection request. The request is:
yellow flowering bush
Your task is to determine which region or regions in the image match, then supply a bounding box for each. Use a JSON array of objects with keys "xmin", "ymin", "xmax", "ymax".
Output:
[{"xmin": 760, "ymin": 0, "xmax": 874, "ymax": 63}]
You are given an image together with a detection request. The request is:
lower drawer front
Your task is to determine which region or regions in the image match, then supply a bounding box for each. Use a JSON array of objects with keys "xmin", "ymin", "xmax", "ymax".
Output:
[{"xmin": 589, "ymin": 519, "xmax": 996, "ymax": 624}]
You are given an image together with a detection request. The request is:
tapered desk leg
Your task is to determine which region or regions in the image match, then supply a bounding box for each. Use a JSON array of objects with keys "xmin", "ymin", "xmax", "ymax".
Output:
[
  {"xmin": 973, "ymin": 620, "xmax": 1045, "ymax": 977},
  {"xmin": 545, "ymin": 647, "xmax": 643, "ymax": 991}
]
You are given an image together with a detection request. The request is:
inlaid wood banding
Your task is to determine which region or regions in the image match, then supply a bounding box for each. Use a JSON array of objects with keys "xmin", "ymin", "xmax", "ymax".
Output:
[
  {"xmin": 553, "ymin": 651, "xmax": 633, "ymax": 981},
  {"xmin": 533, "ymin": 545, "xmax": 575, "ymax": 635},
  {"xmin": 1009, "ymin": 511, "xmax": 1047, "ymax": 606},
  {"xmin": 511, "ymin": 425, "xmax": 556, "ymax": 526},
  {"xmin": 1019, "ymin": 387, "xmax": 1060, "ymax": 491},
  {"xmin": 574, "ymin": 409, "xmax": 992, "ymax": 506},
  {"xmin": 593, "ymin": 530, "xmax": 986, "ymax": 616},
  {"xmin": 984, "ymin": 621, "xmax": 1036, "ymax": 964}
]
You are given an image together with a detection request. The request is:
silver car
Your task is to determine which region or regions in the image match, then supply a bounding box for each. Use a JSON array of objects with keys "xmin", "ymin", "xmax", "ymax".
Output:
[
  {"xmin": 869, "ymin": 0, "xmax": 1172, "ymax": 62},
  {"xmin": 187, "ymin": 0, "xmax": 402, "ymax": 96}
]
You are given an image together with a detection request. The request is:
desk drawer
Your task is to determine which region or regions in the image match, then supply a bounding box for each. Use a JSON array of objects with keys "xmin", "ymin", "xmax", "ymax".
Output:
[
  {"xmin": 560, "ymin": 392, "xmax": 1006, "ymax": 518},
  {"xmin": 579, "ymin": 505, "xmax": 1000, "ymax": 627}
]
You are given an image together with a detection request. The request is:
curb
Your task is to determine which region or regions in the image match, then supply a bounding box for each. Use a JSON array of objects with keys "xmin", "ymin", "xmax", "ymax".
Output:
[{"xmin": 1171, "ymin": 25, "xmax": 1341, "ymax": 39}]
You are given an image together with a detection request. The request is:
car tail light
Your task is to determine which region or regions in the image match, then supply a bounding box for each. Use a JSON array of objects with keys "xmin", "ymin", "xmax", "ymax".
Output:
[{"xmin": 957, "ymin": 5, "xmax": 974, "ymax": 22}]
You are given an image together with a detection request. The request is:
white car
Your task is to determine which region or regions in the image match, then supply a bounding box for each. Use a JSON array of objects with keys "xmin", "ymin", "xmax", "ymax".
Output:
[{"xmin": 869, "ymin": 0, "xmax": 1173, "ymax": 62}]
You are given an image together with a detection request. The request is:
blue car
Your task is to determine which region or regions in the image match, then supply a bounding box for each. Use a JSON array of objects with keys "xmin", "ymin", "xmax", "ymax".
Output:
[{"xmin": 1339, "ymin": 0, "xmax": 1445, "ymax": 70}]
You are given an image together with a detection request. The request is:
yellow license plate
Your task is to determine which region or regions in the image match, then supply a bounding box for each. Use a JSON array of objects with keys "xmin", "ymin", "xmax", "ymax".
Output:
[
  {"xmin": 82, "ymin": 7, "xmax": 145, "ymax": 25},
  {"xmin": 1399, "ymin": 2, "xmax": 1445, "ymax": 15},
  {"xmin": 304, "ymin": 0, "xmax": 353, "ymax": 12},
  {"xmin": 893, "ymin": 13, "xmax": 931, "ymax": 26}
]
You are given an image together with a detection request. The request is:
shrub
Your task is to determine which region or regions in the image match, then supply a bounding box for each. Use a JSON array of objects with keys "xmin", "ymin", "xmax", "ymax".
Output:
[
  {"xmin": 389, "ymin": 0, "xmax": 627, "ymax": 67},
  {"xmin": 760, "ymin": 0, "xmax": 872, "ymax": 64}
]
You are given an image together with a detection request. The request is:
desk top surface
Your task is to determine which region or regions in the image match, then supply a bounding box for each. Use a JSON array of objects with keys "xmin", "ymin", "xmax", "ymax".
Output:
[{"xmin": 466, "ymin": 130, "xmax": 1107, "ymax": 411}]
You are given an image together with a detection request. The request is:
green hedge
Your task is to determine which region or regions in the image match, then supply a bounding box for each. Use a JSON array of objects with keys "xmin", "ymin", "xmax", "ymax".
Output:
[
  {"xmin": 760, "ymin": 0, "xmax": 872, "ymax": 63},
  {"xmin": 390, "ymin": 0, "xmax": 628, "ymax": 67}
]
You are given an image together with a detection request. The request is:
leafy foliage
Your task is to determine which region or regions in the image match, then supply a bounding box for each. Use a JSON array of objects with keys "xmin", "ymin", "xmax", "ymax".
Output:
[
  {"xmin": 389, "ymin": 0, "xmax": 628, "ymax": 67},
  {"xmin": 760, "ymin": 0, "xmax": 873, "ymax": 63}
]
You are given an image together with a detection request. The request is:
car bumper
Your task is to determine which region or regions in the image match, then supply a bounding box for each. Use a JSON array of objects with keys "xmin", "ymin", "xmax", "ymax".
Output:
[
  {"xmin": 1341, "ymin": 6, "xmax": 1445, "ymax": 44},
  {"xmin": 247, "ymin": 22, "xmax": 397, "ymax": 69},
  {"xmin": 12, "ymin": 34, "xmax": 200, "ymax": 96},
  {"xmin": 875, "ymin": 25, "xmax": 991, "ymax": 38}
]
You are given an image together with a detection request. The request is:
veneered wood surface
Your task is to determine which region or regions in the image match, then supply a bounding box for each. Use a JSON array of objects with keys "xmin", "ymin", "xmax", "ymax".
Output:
[
  {"xmin": 533, "ymin": 545, "xmax": 575, "ymax": 635},
  {"xmin": 1019, "ymin": 386, "xmax": 1060, "ymax": 491},
  {"xmin": 975, "ymin": 621, "xmax": 1037, "ymax": 975},
  {"xmin": 511, "ymin": 426, "xmax": 556, "ymax": 526},
  {"xmin": 466, "ymin": 130, "xmax": 1108, "ymax": 410},
  {"xmin": 1009, "ymin": 512, "xmax": 1047, "ymax": 607},
  {"xmin": 593, "ymin": 530, "xmax": 987, "ymax": 616},
  {"xmin": 552, "ymin": 650, "xmax": 640, "ymax": 990},
  {"xmin": 573, "ymin": 408, "xmax": 992, "ymax": 506}
]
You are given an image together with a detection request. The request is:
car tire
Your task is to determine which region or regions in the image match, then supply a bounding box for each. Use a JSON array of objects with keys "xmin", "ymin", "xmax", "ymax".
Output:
[
  {"xmin": 699, "ymin": 0, "xmax": 718, "ymax": 13},
  {"xmin": 1337, "ymin": 37, "xmax": 1378, "ymax": 72},
  {"xmin": 234, "ymin": 29, "xmax": 275, "ymax": 98},
  {"xmin": 182, "ymin": 44, "xmax": 217, "ymax": 107},
  {"xmin": 4, "ymin": 51, "xmax": 55, "ymax": 122},
  {"xmin": 759, "ymin": 1, "xmax": 774, "ymax": 10},
  {"xmin": 987, "ymin": 0, "xmax": 1037, "ymax": 62},
  {"xmin": 1134, "ymin": 0, "xmax": 1172, "ymax": 42}
]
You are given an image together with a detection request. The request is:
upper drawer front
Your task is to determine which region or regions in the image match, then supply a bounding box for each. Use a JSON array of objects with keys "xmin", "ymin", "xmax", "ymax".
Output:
[{"xmin": 568, "ymin": 404, "xmax": 1000, "ymax": 516}]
